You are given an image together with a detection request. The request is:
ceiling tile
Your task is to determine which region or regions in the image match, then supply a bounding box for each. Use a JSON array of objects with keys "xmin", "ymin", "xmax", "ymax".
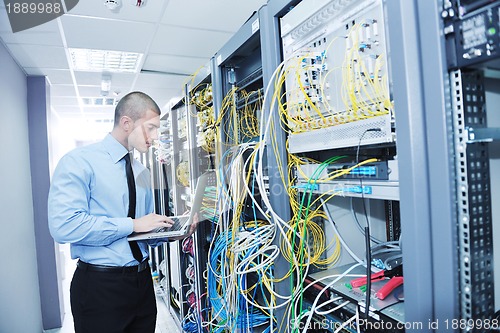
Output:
[
  {"xmin": 61, "ymin": 15, "xmax": 156, "ymax": 52},
  {"xmin": 162, "ymin": 0, "xmax": 266, "ymax": 32},
  {"xmin": 149, "ymin": 25, "xmax": 232, "ymax": 57},
  {"xmin": 6, "ymin": 44, "xmax": 68, "ymax": 69},
  {"xmin": 134, "ymin": 72, "xmax": 187, "ymax": 90},
  {"xmin": 130, "ymin": 87, "xmax": 183, "ymax": 110},
  {"xmin": 143, "ymin": 53, "xmax": 207, "ymax": 76},
  {"xmin": 73, "ymin": 71, "xmax": 136, "ymax": 87},
  {"xmin": 25, "ymin": 68, "xmax": 74, "ymax": 85},
  {"xmin": 0, "ymin": 20, "xmax": 61, "ymax": 45},
  {"xmin": 78, "ymin": 85, "xmax": 105, "ymax": 96},
  {"xmin": 51, "ymin": 84, "xmax": 77, "ymax": 96},
  {"xmin": 0, "ymin": 6, "xmax": 13, "ymax": 33}
]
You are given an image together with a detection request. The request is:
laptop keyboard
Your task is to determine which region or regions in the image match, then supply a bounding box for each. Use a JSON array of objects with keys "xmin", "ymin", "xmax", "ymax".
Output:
[
  {"xmin": 153, "ymin": 216, "xmax": 189, "ymax": 233},
  {"xmin": 170, "ymin": 217, "xmax": 182, "ymax": 231},
  {"xmin": 152, "ymin": 218, "xmax": 177, "ymax": 233}
]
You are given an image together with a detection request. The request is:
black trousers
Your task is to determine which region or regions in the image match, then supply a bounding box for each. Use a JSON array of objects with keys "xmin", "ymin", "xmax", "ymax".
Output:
[{"xmin": 70, "ymin": 264, "xmax": 157, "ymax": 333}]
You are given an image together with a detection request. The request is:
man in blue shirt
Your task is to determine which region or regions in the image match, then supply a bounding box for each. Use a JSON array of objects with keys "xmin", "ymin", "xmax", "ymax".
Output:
[{"xmin": 48, "ymin": 91, "xmax": 181, "ymax": 333}]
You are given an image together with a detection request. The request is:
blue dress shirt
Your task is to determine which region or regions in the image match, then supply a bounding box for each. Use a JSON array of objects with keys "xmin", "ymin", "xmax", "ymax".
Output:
[{"xmin": 48, "ymin": 134, "xmax": 158, "ymax": 266}]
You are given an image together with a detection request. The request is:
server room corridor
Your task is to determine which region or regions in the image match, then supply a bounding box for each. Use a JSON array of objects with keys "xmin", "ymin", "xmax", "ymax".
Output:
[{"xmin": 2, "ymin": 1, "xmax": 500, "ymax": 332}]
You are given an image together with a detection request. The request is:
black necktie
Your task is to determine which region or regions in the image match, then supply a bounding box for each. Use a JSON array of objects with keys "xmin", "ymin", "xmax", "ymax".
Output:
[{"xmin": 123, "ymin": 153, "xmax": 143, "ymax": 263}]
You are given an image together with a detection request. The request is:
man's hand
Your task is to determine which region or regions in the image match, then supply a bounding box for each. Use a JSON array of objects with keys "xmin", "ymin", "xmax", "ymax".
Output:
[{"xmin": 132, "ymin": 213, "xmax": 174, "ymax": 233}]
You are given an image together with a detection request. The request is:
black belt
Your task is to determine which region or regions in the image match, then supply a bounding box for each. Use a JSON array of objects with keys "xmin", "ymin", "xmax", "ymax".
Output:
[{"xmin": 77, "ymin": 260, "xmax": 149, "ymax": 273}]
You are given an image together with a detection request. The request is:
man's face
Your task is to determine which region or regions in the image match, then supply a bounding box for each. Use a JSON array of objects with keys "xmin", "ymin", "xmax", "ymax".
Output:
[{"xmin": 127, "ymin": 109, "xmax": 160, "ymax": 153}]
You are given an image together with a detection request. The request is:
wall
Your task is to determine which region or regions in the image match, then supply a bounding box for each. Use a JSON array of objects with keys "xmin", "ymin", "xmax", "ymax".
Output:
[
  {"xmin": 0, "ymin": 42, "xmax": 44, "ymax": 331},
  {"xmin": 28, "ymin": 76, "xmax": 63, "ymax": 330}
]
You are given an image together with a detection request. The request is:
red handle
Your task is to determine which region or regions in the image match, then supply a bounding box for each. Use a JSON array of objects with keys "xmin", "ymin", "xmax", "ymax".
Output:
[
  {"xmin": 375, "ymin": 276, "xmax": 404, "ymax": 300},
  {"xmin": 350, "ymin": 270, "xmax": 385, "ymax": 288}
]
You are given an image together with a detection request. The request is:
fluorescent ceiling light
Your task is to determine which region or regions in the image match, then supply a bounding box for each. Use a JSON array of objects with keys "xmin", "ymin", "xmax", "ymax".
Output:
[{"xmin": 69, "ymin": 48, "xmax": 143, "ymax": 73}]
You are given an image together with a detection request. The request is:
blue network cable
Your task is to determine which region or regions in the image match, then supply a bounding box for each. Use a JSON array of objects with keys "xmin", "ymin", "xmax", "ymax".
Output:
[{"xmin": 208, "ymin": 230, "xmax": 270, "ymax": 332}]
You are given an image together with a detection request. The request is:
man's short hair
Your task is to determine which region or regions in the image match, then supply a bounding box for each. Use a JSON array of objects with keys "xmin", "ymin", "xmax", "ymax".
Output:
[{"xmin": 114, "ymin": 91, "xmax": 161, "ymax": 127}]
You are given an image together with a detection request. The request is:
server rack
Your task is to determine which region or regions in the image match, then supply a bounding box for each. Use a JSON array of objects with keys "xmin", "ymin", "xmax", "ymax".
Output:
[
  {"xmin": 276, "ymin": 0, "xmax": 402, "ymax": 331},
  {"xmin": 154, "ymin": 100, "xmax": 186, "ymax": 331},
  {"xmin": 443, "ymin": 0, "xmax": 499, "ymax": 329},
  {"xmin": 154, "ymin": 62, "xmax": 218, "ymax": 332},
  {"xmin": 184, "ymin": 62, "xmax": 216, "ymax": 333},
  {"xmin": 209, "ymin": 7, "xmax": 282, "ymax": 332},
  {"xmin": 388, "ymin": 0, "xmax": 500, "ymax": 331},
  {"xmin": 155, "ymin": 0, "xmax": 500, "ymax": 332}
]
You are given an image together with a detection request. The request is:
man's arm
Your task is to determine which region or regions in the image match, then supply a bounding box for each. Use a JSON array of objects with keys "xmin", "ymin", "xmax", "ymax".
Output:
[{"xmin": 48, "ymin": 154, "xmax": 133, "ymax": 246}]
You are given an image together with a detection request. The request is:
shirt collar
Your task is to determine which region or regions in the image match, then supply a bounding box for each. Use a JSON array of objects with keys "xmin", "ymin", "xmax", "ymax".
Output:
[{"xmin": 102, "ymin": 133, "xmax": 129, "ymax": 164}]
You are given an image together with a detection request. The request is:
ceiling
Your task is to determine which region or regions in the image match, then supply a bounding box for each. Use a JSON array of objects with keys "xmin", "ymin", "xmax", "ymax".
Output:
[{"xmin": 0, "ymin": 0, "xmax": 266, "ymax": 141}]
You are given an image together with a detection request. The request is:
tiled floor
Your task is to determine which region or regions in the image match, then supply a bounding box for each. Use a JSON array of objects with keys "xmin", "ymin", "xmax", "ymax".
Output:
[
  {"xmin": 154, "ymin": 293, "xmax": 181, "ymax": 333},
  {"xmin": 44, "ymin": 244, "xmax": 181, "ymax": 333}
]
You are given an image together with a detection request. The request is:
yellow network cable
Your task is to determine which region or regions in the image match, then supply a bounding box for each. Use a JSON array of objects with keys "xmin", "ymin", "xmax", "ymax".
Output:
[
  {"xmin": 215, "ymin": 86, "xmax": 240, "ymax": 145},
  {"xmin": 282, "ymin": 214, "xmax": 341, "ymax": 268},
  {"xmin": 238, "ymin": 89, "xmax": 261, "ymax": 138}
]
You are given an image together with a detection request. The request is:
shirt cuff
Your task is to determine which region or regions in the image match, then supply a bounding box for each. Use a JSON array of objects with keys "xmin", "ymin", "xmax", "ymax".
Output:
[{"xmin": 115, "ymin": 217, "xmax": 134, "ymax": 237}]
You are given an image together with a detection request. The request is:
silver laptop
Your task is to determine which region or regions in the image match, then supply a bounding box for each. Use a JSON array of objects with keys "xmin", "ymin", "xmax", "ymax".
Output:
[{"xmin": 127, "ymin": 171, "xmax": 213, "ymax": 241}]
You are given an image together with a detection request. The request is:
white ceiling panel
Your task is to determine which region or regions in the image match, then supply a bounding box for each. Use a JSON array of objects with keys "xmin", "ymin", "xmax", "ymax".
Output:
[
  {"xmin": 51, "ymin": 84, "xmax": 78, "ymax": 96},
  {"xmin": 61, "ymin": 16, "xmax": 156, "ymax": 52},
  {"xmin": 162, "ymin": 0, "xmax": 265, "ymax": 32},
  {"xmin": 26, "ymin": 69, "xmax": 73, "ymax": 85},
  {"xmin": 0, "ymin": 4, "xmax": 13, "ymax": 33},
  {"xmin": 145, "ymin": 89, "xmax": 184, "ymax": 111},
  {"xmin": 66, "ymin": 0, "xmax": 166, "ymax": 24},
  {"xmin": 131, "ymin": 87, "xmax": 177, "ymax": 104},
  {"xmin": 134, "ymin": 72, "xmax": 187, "ymax": 90},
  {"xmin": 150, "ymin": 25, "xmax": 232, "ymax": 57},
  {"xmin": 78, "ymin": 85, "xmax": 107, "ymax": 96},
  {"xmin": 143, "ymin": 53, "xmax": 207, "ymax": 76},
  {"xmin": 0, "ymin": 20, "xmax": 61, "ymax": 45},
  {"xmin": 74, "ymin": 71, "xmax": 136, "ymax": 87},
  {"xmin": 6, "ymin": 44, "xmax": 68, "ymax": 69}
]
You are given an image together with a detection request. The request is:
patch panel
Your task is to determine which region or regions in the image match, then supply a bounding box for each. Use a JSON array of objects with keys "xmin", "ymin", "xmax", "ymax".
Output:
[
  {"xmin": 327, "ymin": 161, "xmax": 389, "ymax": 180},
  {"xmin": 281, "ymin": 0, "xmax": 394, "ymax": 151}
]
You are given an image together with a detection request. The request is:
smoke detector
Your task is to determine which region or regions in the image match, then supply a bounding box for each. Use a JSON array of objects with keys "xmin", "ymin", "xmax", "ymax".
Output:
[{"xmin": 104, "ymin": 0, "xmax": 122, "ymax": 11}]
